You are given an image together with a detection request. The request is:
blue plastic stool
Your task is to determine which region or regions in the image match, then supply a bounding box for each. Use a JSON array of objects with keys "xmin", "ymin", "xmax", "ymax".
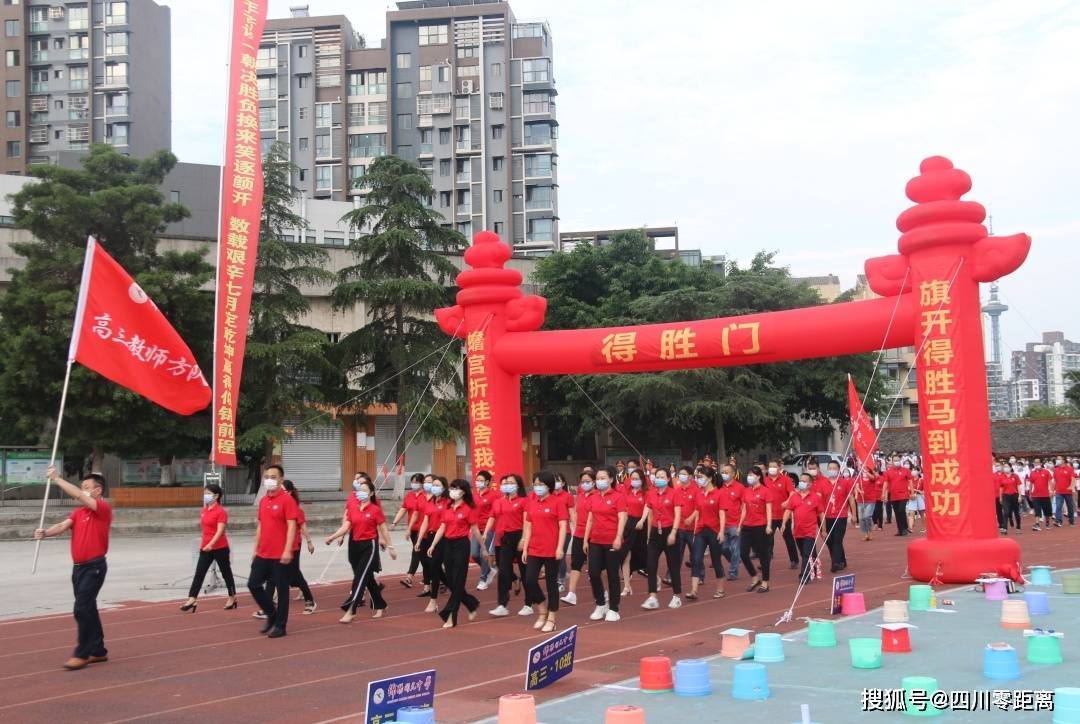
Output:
[
  {"xmin": 983, "ymin": 643, "xmax": 1021, "ymax": 681},
  {"xmin": 732, "ymin": 662, "xmax": 770, "ymax": 700},
  {"xmin": 753, "ymin": 633, "xmax": 786, "ymax": 663},
  {"xmin": 1029, "ymin": 566, "xmax": 1054, "ymax": 586},
  {"xmin": 1024, "ymin": 591, "xmax": 1050, "ymax": 615},
  {"xmin": 395, "ymin": 707, "xmax": 434, "ymax": 724},
  {"xmin": 674, "ymin": 659, "xmax": 712, "ymax": 697},
  {"xmin": 1053, "ymin": 687, "xmax": 1080, "ymax": 724}
]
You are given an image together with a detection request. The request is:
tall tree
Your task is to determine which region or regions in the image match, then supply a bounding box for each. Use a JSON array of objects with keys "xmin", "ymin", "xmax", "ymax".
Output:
[
  {"xmin": 234, "ymin": 143, "xmax": 335, "ymax": 488},
  {"xmin": 333, "ymin": 156, "xmax": 468, "ymax": 476},
  {"xmin": 1066, "ymin": 369, "xmax": 1080, "ymax": 412},
  {"xmin": 0, "ymin": 146, "xmax": 208, "ymax": 480}
]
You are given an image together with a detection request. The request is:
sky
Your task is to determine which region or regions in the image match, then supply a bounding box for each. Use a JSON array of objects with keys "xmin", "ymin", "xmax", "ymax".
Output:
[{"xmin": 164, "ymin": 0, "xmax": 1080, "ymax": 375}]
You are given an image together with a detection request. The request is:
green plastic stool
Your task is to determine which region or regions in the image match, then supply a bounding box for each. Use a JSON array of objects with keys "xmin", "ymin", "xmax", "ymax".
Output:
[
  {"xmin": 1063, "ymin": 573, "xmax": 1080, "ymax": 595},
  {"xmin": 1028, "ymin": 634, "xmax": 1064, "ymax": 664},
  {"xmin": 807, "ymin": 619, "xmax": 837, "ymax": 648},
  {"xmin": 849, "ymin": 638, "xmax": 882, "ymax": 669},
  {"xmin": 902, "ymin": 676, "xmax": 944, "ymax": 717},
  {"xmin": 908, "ymin": 584, "xmax": 933, "ymax": 612}
]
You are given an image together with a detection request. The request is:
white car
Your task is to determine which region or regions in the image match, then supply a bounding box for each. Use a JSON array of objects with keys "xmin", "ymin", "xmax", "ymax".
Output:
[{"xmin": 781, "ymin": 452, "xmax": 847, "ymax": 481}]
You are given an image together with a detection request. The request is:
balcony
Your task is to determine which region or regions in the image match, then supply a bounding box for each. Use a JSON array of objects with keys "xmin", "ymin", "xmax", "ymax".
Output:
[
  {"xmin": 30, "ymin": 21, "xmax": 49, "ymax": 33},
  {"xmin": 106, "ymin": 15, "xmax": 127, "ymax": 27},
  {"xmin": 28, "ymin": 128, "xmax": 48, "ymax": 143},
  {"xmin": 30, "ymin": 82, "xmax": 48, "ymax": 93},
  {"xmin": 883, "ymin": 379, "xmax": 906, "ymax": 396},
  {"xmin": 419, "ymin": 143, "xmax": 433, "ymax": 155},
  {"xmin": 456, "ymin": 204, "xmax": 471, "ymax": 216},
  {"xmin": 70, "ymin": 48, "xmax": 90, "ymax": 60},
  {"xmin": 30, "ymin": 50, "xmax": 48, "ymax": 63},
  {"xmin": 98, "ymin": 75, "xmax": 129, "ymax": 87},
  {"xmin": 69, "ymin": 80, "xmax": 88, "ymax": 91},
  {"xmin": 455, "ymin": 172, "xmax": 471, "ymax": 184},
  {"xmin": 68, "ymin": 20, "xmax": 89, "ymax": 31}
]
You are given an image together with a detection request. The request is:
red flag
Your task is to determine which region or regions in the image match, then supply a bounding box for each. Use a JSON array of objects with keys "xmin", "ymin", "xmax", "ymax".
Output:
[
  {"xmin": 396, "ymin": 454, "xmax": 405, "ymax": 476},
  {"xmin": 211, "ymin": 0, "xmax": 270, "ymax": 466},
  {"xmin": 847, "ymin": 375, "xmax": 877, "ymax": 472},
  {"xmin": 70, "ymin": 237, "xmax": 211, "ymax": 415}
]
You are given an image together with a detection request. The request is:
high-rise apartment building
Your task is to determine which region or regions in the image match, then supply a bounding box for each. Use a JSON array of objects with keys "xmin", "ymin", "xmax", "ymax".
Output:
[
  {"xmin": 0, "ymin": 0, "xmax": 170, "ymax": 174},
  {"xmin": 260, "ymin": 1, "xmax": 560, "ymax": 254},
  {"xmin": 1010, "ymin": 331, "xmax": 1080, "ymax": 416}
]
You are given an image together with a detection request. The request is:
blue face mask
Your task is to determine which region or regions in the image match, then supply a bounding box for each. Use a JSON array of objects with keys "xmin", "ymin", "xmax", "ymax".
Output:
[
  {"xmin": 654, "ymin": 478, "xmax": 668, "ymax": 489},
  {"xmin": 203, "ymin": 494, "xmax": 215, "ymax": 506},
  {"xmin": 410, "ymin": 482, "xmax": 421, "ymax": 491},
  {"xmin": 500, "ymin": 483, "xmax": 517, "ymax": 495},
  {"xmin": 352, "ymin": 480, "xmax": 363, "ymax": 491},
  {"xmin": 695, "ymin": 477, "xmax": 707, "ymax": 487},
  {"xmin": 797, "ymin": 482, "xmax": 809, "ymax": 492},
  {"xmin": 581, "ymin": 481, "xmax": 594, "ymax": 492},
  {"xmin": 720, "ymin": 474, "xmax": 732, "ymax": 483},
  {"xmin": 356, "ymin": 490, "xmax": 370, "ymax": 501},
  {"xmin": 554, "ymin": 481, "xmax": 564, "ymax": 491},
  {"xmin": 678, "ymin": 473, "xmax": 689, "ymax": 483},
  {"xmin": 431, "ymin": 485, "xmax": 444, "ymax": 496},
  {"xmin": 630, "ymin": 479, "xmax": 643, "ymax": 489},
  {"xmin": 423, "ymin": 482, "xmax": 433, "ymax": 494},
  {"xmin": 534, "ymin": 484, "xmax": 549, "ymax": 497},
  {"xmin": 596, "ymin": 479, "xmax": 610, "ymax": 491}
]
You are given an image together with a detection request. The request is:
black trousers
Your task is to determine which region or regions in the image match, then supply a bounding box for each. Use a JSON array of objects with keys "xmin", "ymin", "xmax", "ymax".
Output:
[
  {"xmin": 619, "ymin": 516, "xmax": 646, "ymax": 571},
  {"xmin": 188, "ymin": 547, "xmax": 237, "ymax": 598},
  {"xmin": 890, "ymin": 500, "xmax": 909, "ymax": 533},
  {"xmin": 996, "ymin": 498, "xmax": 1006, "ymax": 529},
  {"xmin": 72, "ymin": 558, "xmax": 108, "ymax": 659},
  {"xmin": 646, "ymin": 526, "xmax": 682, "ymax": 594},
  {"xmin": 287, "ymin": 551, "xmax": 313, "ymax": 602},
  {"xmin": 440, "ymin": 537, "xmax": 479, "ymax": 624},
  {"xmin": 824, "ymin": 517, "xmax": 847, "ymax": 567},
  {"xmin": 873, "ymin": 501, "xmax": 884, "ymax": 528},
  {"xmin": 1033, "ymin": 497, "xmax": 1053, "ymax": 519},
  {"xmin": 346, "ymin": 539, "xmax": 386, "ymax": 613},
  {"xmin": 778, "ymin": 519, "xmax": 798, "ymax": 564},
  {"xmin": 569, "ymin": 535, "xmax": 587, "ymax": 571},
  {"xmin": 248, "ymin": 557, "xmax": 291, "ymax": 631},
  {"xmin": 740, "ymin": 525, "xmax": 771, "ymax": 582},
  {"xmin": 587, "ymin": 541, "xmax": 622, "ymax": 611},
  {"xmin": 524, "ymin": 556, "xmax": 560, "ymax": 611},
  {"xmin": 407, "ymin": 530, "xmax": 422, "ymax": 577},
  {"xmin": 495, "ymin": 530, "xmax": 526, "ymax": 607},
  {"xmin": 796, "ymin": 537, "xmax": 816, "ymax": 583},
  {"xmin": 1002, "ymin": 494, "xmax": 1021, "ymax": 528},
  {"xmin": 424, "ymin": 536, "xmax": 450, "ymax": 599}
]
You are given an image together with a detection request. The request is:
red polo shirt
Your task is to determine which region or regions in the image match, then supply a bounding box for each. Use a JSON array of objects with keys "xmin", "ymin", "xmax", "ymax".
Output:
[
  {"xmin": 1029, "ymin": 468, "xmax": 1052, "ymax": 498},
  {"xmin": 676, "ymin": 485, "xmax": 699, "ymax": 531},
  {"xmin": 423, "ymin": 496, "xmax": 449, "ymax": 536},
  {"xmin": 255, "ymin": 491, "xmax": 299, "ymax": 559},
  {"xmin": 718, "ymin": 483, "xmax": 744, "ymax": 524},
  {"xmin": 1053, "ymin": 465, "xmax": 1076, "ymax": 494},
  {"xmin": 200, "ymin": 504, "xmax": 229, "ymax": 550},
  {"xmin": 696, "ymin": 488, "xmax": 725, "ymax": 533},
  {"xmin": 785, "ymin": 492, "xmax": 821, "ymax": 539},
  {"xmin": 587, "ymin": 490, "xmax": 627, "ymax": 545},
  {"xmin": 623, "ymin": 487, "xmax": 646, "ymax": 518},
  {"xmin": 476, "ymin": 487, "xmax": 499, "ymax": 522},
  {"xmin": 402, "ymin": 490, "xmax": 421, "ymax": 530},
  {"xmin": 884, "ymin": 467, "xmax": 913, "ymax": 501},
  {"xmin": 441, "ymin": 502, "xmax": 478, "ymax": 539},
  {"xmin": 997, "ymin": 472, "xmax": 1019, "ymax": 496},
  {"xmin": 525, "ymin": 495, "xmax": 569, "ymax": 558},
  {"xmin": 69, "ymin": 499, "xmax": 113, "ymax": 564},
  {"xmin": 347, "ymin": 502, "xmax": 385, "ymax": 541},
  {"xmin": 821, "ymin": 476, "xmax": 856, "ymax": 519},
  {"xmin": 489, "ymin": 495, "xmax": 526, "ymax": 544},
  {"xmin": 857, "ymin": 474, "xmax": 883, "ymax": 503},
  {"xmin": 764, "ymin": 475, "xmax": 793, "ymax": 521},
  {"xmin": 293, "ymin": 506, "xmax": 306, "ymax": 551},
  {"xmin": 574, "ymin": 490, "xmax": 596, "ymax": 538},
  {"xmin": 645, "ymin": 486, "xmax": 680, "ymax": 530},
  {"xmin": 740, "ymin": 485, "xmax": 773, "ymax": 527}
]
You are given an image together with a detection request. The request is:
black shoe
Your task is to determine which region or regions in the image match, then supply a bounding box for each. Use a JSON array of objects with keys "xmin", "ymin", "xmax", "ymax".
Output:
[
  {"xmin": 789, "ymin": 560, "xmax": 798, "ymax": 570},
  {"xmin": 267, "ymin": 627, "xmax": 286, "ymax": 639},
  {"xmin": 259, "ymin": 620, "xmax": 274, "ymax": 634},
  {"xmin": 830, "ymin": 565, "xmax": 840, "ymax": 573},
  {"xmin": 378, "ymin": 582, "xmax": 386, "ymax": 591}
]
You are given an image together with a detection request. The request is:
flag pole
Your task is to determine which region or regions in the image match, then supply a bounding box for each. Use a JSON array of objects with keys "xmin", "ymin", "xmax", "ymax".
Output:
[{"xmin": 32, "ymin": 237, "xmax": 96, "ymax": 574}]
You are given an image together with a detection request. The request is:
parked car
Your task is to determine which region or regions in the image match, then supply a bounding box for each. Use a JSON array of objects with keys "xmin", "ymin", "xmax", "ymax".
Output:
[{"xmin": 781, "ymin": 452, "xmax": 847, "ymax": 481}]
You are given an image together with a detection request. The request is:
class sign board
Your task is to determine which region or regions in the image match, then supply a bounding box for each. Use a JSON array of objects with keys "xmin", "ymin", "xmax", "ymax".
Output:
[
  {"xmin": 364, "ymin": 668, "xmax": 435, "ymax": 724},
  {"xmin": 526, "ymin": 625, "xmax": 578, "ymax": 691},
  {"xmin": 831, "ymin": 574, "xmax": 856, "ymax": 615}
]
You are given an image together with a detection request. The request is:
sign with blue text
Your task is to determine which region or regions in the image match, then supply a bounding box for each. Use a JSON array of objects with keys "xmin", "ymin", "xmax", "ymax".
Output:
[
  {"xmin": 526, "ymin": 625, "xmax": 578, "ymax": 691},
  {"xmin": 831, "ymin": 574, "xmax": 856, "ymax": 615},
  {"xmin": 365, "ymin": 668, "xmax": 435, "ymax": 724}
]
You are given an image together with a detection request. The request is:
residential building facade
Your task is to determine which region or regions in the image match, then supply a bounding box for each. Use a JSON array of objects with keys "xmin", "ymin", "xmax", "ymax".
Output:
[
  {"xmin": 0, "ymin": 0, "xmax": 170, "ymax": 174},
  {"xmin": 1010, "ymin": 331, "xmax": 1080, "ymax": 416}
]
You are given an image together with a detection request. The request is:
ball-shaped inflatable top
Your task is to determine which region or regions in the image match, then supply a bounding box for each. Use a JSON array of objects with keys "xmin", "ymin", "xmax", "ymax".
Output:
[
  {"xmin": 464, "ymin": 229, "xmax": 512, "ymax": 269},
  {"xmin": 906, "ymin": 156, "xmax": 972, "ymax": 204}
]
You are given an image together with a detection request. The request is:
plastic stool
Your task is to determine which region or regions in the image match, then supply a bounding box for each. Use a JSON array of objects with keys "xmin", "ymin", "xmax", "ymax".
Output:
[
  {"xmin": 807, "ymin": 619, "xmax": 837, "ymax": 648},
  {"xmin": 753, "ymin": 633, "xmax": 785, "ymax": 663},
  {"xmin": 396, "ymin": 707, "xmax": 435, "ymax": 724},
  {"xmin": 908, "ymin": 584, "xmax": 932, "ymax": 611},
  {"xmin": 720, "ymin": 628, "xmax": 753, "ymax": 659},
  {"xmin": 1053, "ymin": 687, "xmax": 1080, "ymax": 724},
  {"xmin": 1063, "ymin": 574, "xmax": 1080, "ymax": 594},
  {"xmin": 849, "ymin": 637, "xmax": 883, "ymax": 669},
  {"xmin": 983, "ymin": 579, "xmax": 1008, "ymax": 601},
  {"xmin": 674, "ymin": 659, "xmax": 711, "ymax": 697},
  {"xmin": 902, "ymin": 676, "xmax": 943, "ymax": 717},
  {"xmin": 880, "ymin": 623, "xmax": 914, "ymax": 653},
  {"xmin": 1000, "ymin": 599, "xmax": 1030, "ymax": 629},
  {"xmin": 1027, "ymin": 634, "xmax": 1063, "ymax": 665},
  {"xmin": 983, "ymin": 643, "xmax": 1020, "ymax": 681},
  {"xmin": 639, "ymin": 656, "xmax": 673, "ymax": 693},
  {"xmin": 883, "ymin": 599, "xmax": 909, "ymax": 623},
  {"xmin": 605, "ymin": 705, "xmax": 646, "ymax": 724},
  {"xmin": 497, "ymin": 694, "xmax": 536, "ymax": 724},
  {"xmin": 841, "ymin": 592, "xmax": 866, "ymax": 615},
  {"xmin": 1024, "ymin": 590, "xmax": 1050, "ymax": 615},
  {"xmin": 731, "ymin": 662, "xmax": 770, "ymax": 700},
  {"xmin": 1028, "ymin": 565, "xmax": 1054, "ymax": 586}
]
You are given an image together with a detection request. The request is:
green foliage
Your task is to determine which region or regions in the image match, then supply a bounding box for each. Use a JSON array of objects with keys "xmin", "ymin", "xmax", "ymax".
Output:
[
  {"xmin": 524, "ymin": 230, "xmax": 883, "ymax": 458},
  {"xmin": 1022, "ymin": 403, "xmax": 1079, "ymax": 420},
  {"xmin": 1066, "ymin": 370, "xmax": 1080, "ymax": 412},
  {"xmin": 333, "ymin": 156, "xmax": 468, "ymax": 450}
]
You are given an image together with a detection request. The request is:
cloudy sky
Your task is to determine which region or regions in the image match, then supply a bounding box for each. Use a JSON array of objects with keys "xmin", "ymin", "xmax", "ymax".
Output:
[{"xmin": 165, "ymin": 0, "xmax": 1080, "ymax": 374}]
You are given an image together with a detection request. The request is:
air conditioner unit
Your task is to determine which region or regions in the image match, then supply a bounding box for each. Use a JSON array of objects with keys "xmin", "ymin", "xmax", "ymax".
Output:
[
  {"xmin": 460, "ymin": 79, "xmax": 474, "ymax": 94},
  {"xmin": 49, "ymin": 7, "xmax": 65, "ymax": 19}
]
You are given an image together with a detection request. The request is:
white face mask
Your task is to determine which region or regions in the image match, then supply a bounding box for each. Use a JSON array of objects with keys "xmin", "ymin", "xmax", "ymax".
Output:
[
  {"xmin": 203, "ymin": 494, "xmax": 215, "ymax": 506},
  {"xmin": 449, "ymin": 488, "xmax": 464, "ymax": 500},
  {"xmin": 767, "ymin": 467, "xmax": 778, "ymax": 476},
  {"xmin": 263, "ymin": 478, "xmax": 278, "ymax": 490},
  {"xmin": 554, "ymin": 481, "xmax": 564, "ymax": 491},
  {"xmin": 475, "ymin": 479, "xmax": 487, "ymax": 489}
]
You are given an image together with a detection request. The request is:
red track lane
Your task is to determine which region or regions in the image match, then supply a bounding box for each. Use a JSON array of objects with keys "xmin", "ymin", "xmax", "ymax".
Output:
[{"xmin": 0, "ymin": 526, "xmax": 1076, "ymax": 723}]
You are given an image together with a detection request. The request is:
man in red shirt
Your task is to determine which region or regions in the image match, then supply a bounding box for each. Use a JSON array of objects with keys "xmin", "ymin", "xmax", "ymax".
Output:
[
  {"xmin": 247, "ymin": 464, "xmax": 298, "ymax": 638},
  {"xmin": 1028, "ymin": 458, "xmax": 1053, "ymax": 531},
  {"xmin": 1052, "ymin": 456, "xmax": 1076, "ymax": 526},
  {"xmin": 782, "ymin": 473, "xmax": 822, "ymax": 584},
  {"xmin": 34, "ymin": 466, "xmax": 113, "ymax": 670},
  {"xmin": 764, "ymin": 459, "xmax": 797, "ymax": 570},
  {"xmin": 471, "ymin": 470, "xmax": 499, "ymax": 589},
  {"xmin": 883, "ymin": 457, "xmax": 913, "ymax": 536},
  {"xmin": 717, "ymin": 466, "xmax": 745, "ymax": 580}
]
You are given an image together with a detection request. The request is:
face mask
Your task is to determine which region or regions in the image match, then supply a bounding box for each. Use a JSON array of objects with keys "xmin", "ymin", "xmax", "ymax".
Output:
[
  {"xmin": 203, "ymin": 494, "xmax": 215, "ymax": 506},
  {"xmin": 1056, "ymin": 460, "xmax": 1064, "ymax": 466},
  {"xmin": 797, "ymin": 482, "xmax": 809, "ymax": 491},
  {"xmin": 355, "ymin": 490, "xmax": 369, "ymax": 501},
  {"xmin": 825, "ymin": 470, "xmax": 839, "ymax": 479},
  {"xmin": 581, "ymin": 481, "xmax": 594, "ymax": 492},
  {"xmin": 746, "ymin": 475, "xmax": 758, "ymax": 486},
  {"xmin": 449, "ymin": 488, "xmax": 464, "ymax": 500},
  {"xmin": 678, "ymin": 473, "xmax": 689, "ymax": 484},
  {"xmin": 630, "ymin": 479, "xmax": 643, "ymax": 489},
  {"xmin": 767, "ymin": 467, "xmax": 778, "ymax": 476},
  {"xmin": 993, "ymin": 466, "xmax": 1001, "ymax": 473},
  {"xmin": 475, "ymin": 479, "xmax": 487, "ymax": 489},
  {"xmin": 263, "ymin": 478, "xmax": 278, "ymax": 490},
  {"xmin": 534, "ymin": 484, "xmax": 549, "ymax": 497},
  {"xmin": 431, "ymin": 485, "xmax": 444, "ymax": 496},
  {"xmin": 654, "ymin": 478, "xmax": 668, "ymax": 489},
  {"xmin": 807, "ymin": 470, "xmax": 818, "ymax": 478},
  {"xmin": 554, "ymin": 481, "xmax": 564, "ymax": 491},
  {"xmin": 1009, "ymin": 458, "xmax": 1016, "ymax": 464},
  {"xmin": 695, "ymin": 476, "xmax": 707, "ymax": 487},
  {"xmin": 410, "ymin": 482, "xmax": 421, "ymax": 491},
  {"xmin": 500, "ymin": 483, "xmax": 517, "ymax": 495},
  {"xmin": 627, "ymin": 468, "xmax": 637, "ymax": 475},
  {"xmin": 1034, "ymin": 464, "xmax": 1042, "ymax": 469},
  {"xmin": 721, "ymin": 473, "xmax": 732, "ymax": 483},
  {"xmin": 596, "ymin": 479, "xmax": 610, "ymax": 491},
  {"xmin": 422, "ymin": 482, "xmax": 433, "ymax": 494},
  {"xmin": 893, "ymin": 461, "xmax": 902, "ymax": 468},
  {"xmin": 352, "ymin": 480, "xmax": 363, "ymax": 491}
]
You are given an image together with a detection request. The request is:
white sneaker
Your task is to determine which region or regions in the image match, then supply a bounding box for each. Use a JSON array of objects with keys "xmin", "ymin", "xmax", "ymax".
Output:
[
  {"xmin": 489, "ymin": 605, "xmax": 510, "ymax": 617},
  {"xmin": 477, "ymin": 578, "xmax": 490, "ymax": 591},
  {"xmin": 589, "ymin": 605, "xmax": 608, "ymax": 621},
  {"xmin": 669, "ymin": 595, "xmax": 682, "ymax": 609},
  {"xmin": 489, "ymin": 566, "xmax": 499, "ymax": 578},
  {"xmin": 604, "ymin": 609, "xmax": 621, "ymax": 622},
  {"xmin": 641, "ymin": 595, "xmax": 659, "ymax": 610},
  {"xmin": 560, "ymin": 591, "xmax": 577, "ymax": 605},
  {"xmin": 517, "ymin": 605, "xmax": 534, "ymax": 616}
]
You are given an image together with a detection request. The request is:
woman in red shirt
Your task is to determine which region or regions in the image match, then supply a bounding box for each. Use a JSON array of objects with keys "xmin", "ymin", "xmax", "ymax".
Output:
[
  {"xmin": 414, "ymin": 477, "xmax": 452, "ymax": 613},
  {"xmin": 855, "ymin": 467, "xmax": 880, "ymax": 541},
  {"xmin": 281, "ymin": 480, "xmax": 316, "ymax": 614},
  {"xmin": 483, "ymin": 473, "xmax": 528, "ymax": 617},
  {"xmin": 522, "ymin": 471, "xmax": 569, "ymax": 633},
  {"xmin": 998, "ymin": 461, "xmax": 1023, "ymax": 531},
  {"xmin": 390, "ymin": 473, "xmax": 425, "ymax": 589},
  {"xmin": 688, "ymin": 466, "xmax": 727, "ymax": 600},
  {"xmin": 782, "ymin": 473, "xmax": 822, "ymax": 585},
  {"xmin": 619, "ymin": 468, "xmax": 648, "ymax": 596},
  {"xmin": 427, "ymin": 479, "xmax": 485, "ymax": 628},
  {"xmin": 639, "ymin": 467, "xmax": 683, "ymax": 610},
  {"xmin": 180, "ymin": 483, "xmax": 237, "ymax": 612},
  {"xmin": 583, "ymin": 467, "xmax": 627, "ymax": 621},
  {"xmin": 561, "ymin": 471, "xmax": 596, "ymax": 607},
  {"xmin": 738, "ymin": 466, "xmax": 774, "ymax": 593},
  {"xmin": 326, "ymin": 479, "xmax": 395, "ymax": 623}
]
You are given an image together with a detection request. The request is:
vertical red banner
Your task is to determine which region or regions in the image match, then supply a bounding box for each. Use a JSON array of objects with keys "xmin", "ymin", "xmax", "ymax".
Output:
[
  {"xmin": 211, "ymin": 0, "xmax": 269, "ymax": 466},
  {"xmin": 847, "ymin": 376, "xmax": 878, "ymax": 473}
]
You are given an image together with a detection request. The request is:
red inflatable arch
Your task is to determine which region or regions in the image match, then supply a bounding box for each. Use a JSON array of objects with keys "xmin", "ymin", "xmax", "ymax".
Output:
[{"xmin": 436, "ymin": 157, "xmax": 1031, "ymax": 584}]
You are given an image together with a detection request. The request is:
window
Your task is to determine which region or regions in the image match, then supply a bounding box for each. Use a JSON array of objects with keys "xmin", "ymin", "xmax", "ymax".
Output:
[
  {"xmin": 262, "ymin": 138, "xmax": 276, "ymax": 158},
  {"xmin": 5, "ymin": 50, "xmax": 18, "ymax": 67},
  {"xmin": 30, "ymin": 69, "xmax": 47, "ymax": 93},
  {"xmin": 397, "ymin": 113, "xmax": 413, "ymax": 130},
  {"xmin": 257, "ymin": 46, "xmax": 276, "ymax": 69},
  {"xmin": 298, "ymin": 106, "xmax": 307, "ymax": 119},
  {"xmin": 105, "ymin": 32, "xmax": 127, "ymax": 56},
  {"xmin": 396, "ymin": 53, "xmax": 411, "ymax": 69},
  {"xmin": 367, "ymin": 71, "xmax": 386, "ymax": 95},
  {"xmin": 457, "ymin": 221, "xmax": 472, "ymax": 238},
  {"xmin": 348, "ymin": 102, "xmax": 364, "ymax": 125},
  {"xmin": 437, "ymin": 65, "xmax": 450, "ymax": 83},
  {"xmin": 526, "ymin": 185, "xmax": 553, "ymax": 209},
  {"xmin": 297, "ymin": 44, "xmax": 309, "ymax": 58},
  {"xmin": 315, "ymin": 134, "xmax": 331, "ymax": 157},
  {"xmin": 315, "ymin": 102, "xmax": 331, "ymax": 127},
  {"xmin": 398, "ymin": 145, "xmax": 414, "ymax": 161},
  {"xmin": 439, "ymin": 159, "xmax": 451, "ymax": 177},
  {"xmin": 107, "ymin": 122, "xmax": 129, "ymax": 146},
  {"xmin": 105, "ymin": 61, "xmax": 127, "ymax": 85},
  {"xmin": 457, "ymin": 45, "xmax": 477, "ymax": 59},
  {"xmin": 349, "ymin": 164, "xmax": 365, "ymax": 185},
  {"xmin": 493, "ymin": 221, "xmax": 504, "ymax": 235},
  {"xmin": 455, "ymin": 158, "xmax": 470, "ymax": 182},
  {"xmin": 6, "ymin": 140, "xmax": 20, "ymax": 158},
  {"xmin": 419, "ymin": 128, "xmax": 432, "ymax": 151},
  {"xmin": 456, "ymin": 188, "xmax": 470, "ymax": 208},
  {"xmin": 513, "ymin": 23, "xmax": 545, "ymax": 39},
  {"xmin": 348, "ymin": 71, "xmax": 363, "ymax": 96},
  {"xmin": 259, "ymin": 106, "xmax": 277, "ymax": 130},
  {"xmin": 69, "ymin": 65, "xmax": 88, "ymax": 90},
  {"xmin": 350, "ymin": 133, "xmax": 386, "ymax": 158},
  {"xmin": 493, "ymin": 156, "xmax": 504, "ymax": 171},
  {"xmin": 105, "ymin": 92, "xmax": 126, "ymax": 111},
  {"xmin": 315, "ymin": 166, "xmax": 332, "ymax": 191},
  {"xmin": 455, "ymin": 125, "xmax": 471, "ymax": 150},
  {"xmin": 491, "ymin": 124, "xmax": 504, "ymax": 140},
  {"xmin": 169, "ymin": 190, "xmax": 180, "ymax": 204},
  {"xmin": 395, "ymin": 82, "xmax": 412, "ymax": 99},
  {"xmin": 438, "ymin": 128, "xmax": 450, "ymax": 144},
  {"xmin": 524, "ymin": 154, "xmax": 552, "ymax": 177},
  {"xmin": 491, "ymin": 62, "xmax": 502, "ymax": 78},
  {"xmin": 68, "ymin": 5, "xmax": 88, "ymax": 29},
  {"xmin": 5, "ymin": 110, "xmax": 19, "ymax": 127},
  {"xmin": 5, "ymin": 20, "xmax": 19, "ymax": 36},
  {"xmin": 324, "ymin": 234, "xmax": 345, "ymax": 246},
  {"xmin": 528, "ymin": 218, "xmax": 554, "ymax": 242},
  {"xmin": 298, "ymin": 75, "xmax": 309, "ymax": 89},
  {"xmin": 488, "ymin": 92, "xmax": 504, "ymax": 110},
  {"xmin": 298, "ymin": 137, "xmax": 308, "ymax": 151},
  {"xmin": 419, "ymin": 66, "xmax": 432, "ymax": 83},
  {"xmin": 54, "ymin": 68, "xmax": 64, "ymax": 80},
  {"xmin": 298, "ymin": 168, "xmax": 306, "ymax": 181},
  {"xmin": 106, "ymin": 1, "xmax": 127, "ymax": 25},
  {"xmin": 437, "ymin": 191, "xmax": 450, "ymax": 207},
  {"xmin": 523, "ymin": 92, "xmax": 550, "ymax": 114},
  {"xmin": 69, "ymin": 34, "xmax": 88, "ymax": 59},
  {"xmin": 524, "ymin": 122, "xmax": 552, "ymax": 146},
  {"xmin": 367, "ymin": 101, "xmax": 386, "ymax": 125},
  {"xmin": 418, "ymin": 24, "xmax": 448, "ymax": 46},
  {"xmin": 493, "ymin": 189, "xmax": 503, "ymax": 203},
  {"xmin": 522, "ymin": 58, "xmax": 550, "ymax": 83},
  {"xmin": 54, "ymin": 99, "xmax": 63, "ymax": 109},
  {"xmin": 258, "ymin": 76, "xmax": 276, "ymax": 100},
  {"xmin": 455, "ymin": 97, "xmax": 470, "ymax": 120},
  {"xmin": 458, "ymin": 65, "xmax": 479, "ymax": 78}
]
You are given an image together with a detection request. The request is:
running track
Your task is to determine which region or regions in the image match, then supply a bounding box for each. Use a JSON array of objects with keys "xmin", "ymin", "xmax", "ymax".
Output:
[{"xmin": 1, "ymin": 526, "xmax": 1076, "ymax": 723}]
